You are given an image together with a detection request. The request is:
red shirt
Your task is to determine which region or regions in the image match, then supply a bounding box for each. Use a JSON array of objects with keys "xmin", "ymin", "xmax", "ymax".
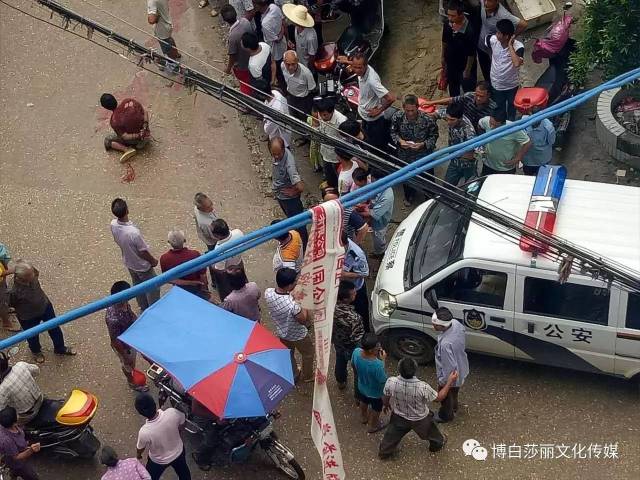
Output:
[
  {"xmin": 110, "ymin": 98, "xmax": 145, "ymax": 136},
  {"xmin": 160, "ymin": 248, "xmax": 205, "ymax": 281}
]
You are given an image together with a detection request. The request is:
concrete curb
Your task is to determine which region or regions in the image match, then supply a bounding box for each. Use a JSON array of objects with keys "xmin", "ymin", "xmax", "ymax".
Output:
[{"xmin": 596, "ymin": 87, "xmax": 640, "ymax": 169}]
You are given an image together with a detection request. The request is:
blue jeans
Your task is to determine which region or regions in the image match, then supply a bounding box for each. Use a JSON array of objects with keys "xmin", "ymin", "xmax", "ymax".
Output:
[
  {"xmin": 158, "ymin": 37, "xmax": 179, "ymax": 73},
  {"xmin": 18, "ymin": 302, "xmax": 66, "ymax": 354},
  {"xmin": 492, "ymin": 86, "xmax": 519, "ymax": 121},
  {"xmin": 444, "ymin": 158, "xmax": 477, "ymax": 186}
]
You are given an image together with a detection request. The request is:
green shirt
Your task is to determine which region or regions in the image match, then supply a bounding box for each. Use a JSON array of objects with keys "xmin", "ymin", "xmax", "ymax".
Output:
[{"xmin": 478, "ymin": 117, "xmax": 530, "ymax": 171}]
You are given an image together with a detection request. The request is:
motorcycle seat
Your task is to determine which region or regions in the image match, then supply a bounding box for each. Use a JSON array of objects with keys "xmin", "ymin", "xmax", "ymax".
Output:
[
  {"xmin": 337, "ymin": 26, "xmax": 364, "ymax": 56},
  {"xmin": 27, "ymin": 398, "xmax": 64, "ymax": 429}
]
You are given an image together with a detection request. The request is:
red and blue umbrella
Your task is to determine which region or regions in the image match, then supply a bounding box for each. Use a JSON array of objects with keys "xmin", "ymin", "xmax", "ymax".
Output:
[{"xmin": 119, "ymin": 287, "xmax": 294, "ymax": 418}]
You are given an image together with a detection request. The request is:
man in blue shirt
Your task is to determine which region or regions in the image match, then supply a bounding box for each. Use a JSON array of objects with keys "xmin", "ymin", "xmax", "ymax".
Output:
[
  {"xmin": 521, "ymin": 114, "xmax": 556, "ymax": 176},
  {"xmin": 432, "ymin": 307, "xmax": 469, "ymax": 423},
  {"xmin": 356, "ymin": 169, "xmax": 395, "ymax": 256},
  {"xmin": 342, "ymin": 231, "xmax": 370, "ymax": 332},
  {"xmin": 351, "ymin": 333, "xmax": 388, "ymax": 433}
]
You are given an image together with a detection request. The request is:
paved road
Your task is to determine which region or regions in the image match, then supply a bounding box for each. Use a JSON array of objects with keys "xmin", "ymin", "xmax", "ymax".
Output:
[{"xmin": 0, "ymin": 1, "xmax": 638, "ymax": 479}]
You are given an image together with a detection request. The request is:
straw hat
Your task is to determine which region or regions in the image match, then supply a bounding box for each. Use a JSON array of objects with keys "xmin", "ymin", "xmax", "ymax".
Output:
[{"xmin": 282, "ymin": 4, "xmax": 315, "ymax": 28}]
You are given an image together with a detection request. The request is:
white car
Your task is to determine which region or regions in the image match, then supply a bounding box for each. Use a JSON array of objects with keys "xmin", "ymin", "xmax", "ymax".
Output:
[{"xmin": 371, "ymin": 172, "xmax": 640, "ymax": 381}]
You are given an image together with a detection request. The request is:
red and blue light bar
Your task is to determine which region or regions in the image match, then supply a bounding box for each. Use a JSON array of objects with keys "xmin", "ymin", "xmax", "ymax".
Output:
[{"xmin": 519, "ymin": 165, "xmax": 567, "ymax": 253}]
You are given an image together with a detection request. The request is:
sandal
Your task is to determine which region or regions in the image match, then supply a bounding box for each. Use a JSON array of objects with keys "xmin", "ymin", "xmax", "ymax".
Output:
[
  {"xmin": 33, "ymin": 352, "xmax": 45, "ymax": 364},
  {"xmin": 198, "ymin": 0, "xmax": 208, "ymax": 8},
  {"xmin": 55, "ymin": 346, "xmax": 77, "ymax": 356}
]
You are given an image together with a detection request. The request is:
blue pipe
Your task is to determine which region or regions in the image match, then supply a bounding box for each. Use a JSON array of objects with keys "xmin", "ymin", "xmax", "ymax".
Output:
[{"xmin": 2, "ymin": 67, "xmax": 639, "ymax": 350}]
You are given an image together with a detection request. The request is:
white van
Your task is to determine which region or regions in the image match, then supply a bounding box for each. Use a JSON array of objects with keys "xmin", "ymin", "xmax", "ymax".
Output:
[{"xmin": 371, "ymin": 174, "xmax": 640, "ymax": 381}]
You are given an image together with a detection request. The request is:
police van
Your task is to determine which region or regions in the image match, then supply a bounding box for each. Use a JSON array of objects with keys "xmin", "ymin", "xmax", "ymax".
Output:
[{"xmin": 371, "ymin": 168, "xmax": 640, "ymax": 381}]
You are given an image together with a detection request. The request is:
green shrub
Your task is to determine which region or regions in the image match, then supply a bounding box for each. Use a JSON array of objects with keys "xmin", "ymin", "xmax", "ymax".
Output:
[{"xmin": 569, "ymin": 0, "xmax": 640, "ymax": 85}]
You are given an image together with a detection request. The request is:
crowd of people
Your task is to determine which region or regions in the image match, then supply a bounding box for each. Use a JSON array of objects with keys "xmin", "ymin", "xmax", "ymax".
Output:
[{"xmin": 0, "ymin": 0, "xmax": 560, "ymax": 478}]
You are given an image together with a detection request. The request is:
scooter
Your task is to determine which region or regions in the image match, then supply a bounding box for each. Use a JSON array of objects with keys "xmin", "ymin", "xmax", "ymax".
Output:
[
  {"xmin": 147, "ymin": 363, "xmax": 305, "ymax": 480},
  {"xmin": 0, "ymin": 348, "xmax": 101, "ymax": 461},
  {"xmin": 24, "ymin": 389, "xmax": 101, "ymax": 459},
  {"xmin": 514, "ymin": 2, "xmax": 576, "ymax": 147}
]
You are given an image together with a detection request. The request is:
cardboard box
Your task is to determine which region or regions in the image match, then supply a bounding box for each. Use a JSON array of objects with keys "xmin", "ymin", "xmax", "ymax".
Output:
[{"xmin": 506, "ymin": 0, "xmax": 557, "ymax": 30}]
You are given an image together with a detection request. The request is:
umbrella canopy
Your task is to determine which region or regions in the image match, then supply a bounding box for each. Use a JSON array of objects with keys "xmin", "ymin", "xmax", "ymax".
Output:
[{"xmin": 119, "ymin": 287, "xmax": 294, "ymax": 418}]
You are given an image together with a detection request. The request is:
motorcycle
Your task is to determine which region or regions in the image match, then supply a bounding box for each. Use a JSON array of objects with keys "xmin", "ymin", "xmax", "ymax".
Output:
[
  {"xmin": 0, "ymin": 348, "xmax": 100, "ymax": 462},
  {"xmin": 515, "ymin": 2, "xmax": 576, "ymax": 147},
  {"xmin": 24, "ymin": 389, "xmax": 101, "ymax": 459},
  {"xmin": 146, "ymin": 363, "xmax": 305, "ymax": 480}
]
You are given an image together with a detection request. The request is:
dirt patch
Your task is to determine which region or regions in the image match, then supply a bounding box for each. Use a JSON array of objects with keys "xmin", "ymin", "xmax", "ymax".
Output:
[{"xmin": 375, "ymin": 0, "xmax": 443, "ymax": 100}]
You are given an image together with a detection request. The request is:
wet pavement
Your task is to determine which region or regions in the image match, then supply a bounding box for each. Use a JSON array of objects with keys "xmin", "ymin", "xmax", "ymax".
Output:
[{"xmin": 0, "ymin": 1, "xmax": 639, "ymax": 479}]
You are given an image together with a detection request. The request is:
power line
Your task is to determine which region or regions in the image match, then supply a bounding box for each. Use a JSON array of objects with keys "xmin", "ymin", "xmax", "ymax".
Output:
[{"xmin": 2, "ymin": 0, "xmax": 639, "ymax": 295}]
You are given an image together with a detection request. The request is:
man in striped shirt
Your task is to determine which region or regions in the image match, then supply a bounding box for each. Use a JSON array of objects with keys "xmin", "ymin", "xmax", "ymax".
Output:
[
  {"xmin": 264, "ymin": 268, "xmax": 314, "ymax": 383},
  {"xmin": 425, "ymin": 81, "xmax": 496, "ymax": 132},
  {"xmin": 378, "ymin": 358, "xmax": 458, "ymax": 459}
]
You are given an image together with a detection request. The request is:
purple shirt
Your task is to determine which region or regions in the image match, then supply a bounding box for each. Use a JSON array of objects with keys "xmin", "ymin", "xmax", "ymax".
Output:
[
  {"xmin": 110, "ymin": 219, "xmax": 152, "ymax": 272},
  {"xmin": 0, "ymin": 426, "xmax": 28, "ymax": 470},
  {"xmin": 105, "ymin": 304, "xmax": 137, "ymax": 350},
  {"xmin": 221, "ymin": 282, "xmax": 261, "ymax": 322},
  {"xmin": 101, "ymin": 458, "xmax": 151, "ymax": 480}
]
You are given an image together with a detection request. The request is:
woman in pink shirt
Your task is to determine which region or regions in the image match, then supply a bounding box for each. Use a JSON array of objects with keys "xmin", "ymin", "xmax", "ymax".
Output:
[{"xmin": 100, "ymin": 445, "xmax": 150, "ymax": 480}]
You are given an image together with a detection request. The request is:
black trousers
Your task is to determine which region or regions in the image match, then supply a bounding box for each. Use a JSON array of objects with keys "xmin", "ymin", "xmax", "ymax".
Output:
[
  {"xmin": 277, "ymin": 197, "xmax": 309, "ymax": 248},
  {"xmin": 18, "ymin": 302, "xmax": 66, "ymax": 354},
  {"xmin": 477, "ymin": 48, "xmax": 491, "ymax": 84},
  {"xmin": 447, "ymin": 63, "xmax": 478, "ymax": 97},
  {"xmin": 146, "ymin": 448, "xmax": 191, "ymax": 480},
  {"xmin": 492, "ymin": 86, "xmax": 519, "ymax": 121},
  {"xmin": 481, "ymin": 163, "xmax": 516, "ymax": 176},
  {"xmin": 353, "ymin": 284, "xmax": 370, "ymax": 333},
  {"xmin": 437, "ymin": 385, "xmax": 460, "ymax": 422},
  {"xmin": 323, "ymin": 161, "xmax": 339, "ymax": 189},
  {"xmin": 287, "ymin": 93, "xmax": 314, "ymax": 122},
  {"xmin": 362, "ymin": 116, "xmax": 390, "ymax": 153},
  {"xmin": 523, "ymin": 165, "xmax": 541, "ymax": 176},
  {"xmin": 333, "ymin": 344, "xmax": 357, "ymax": 385},
  {"xmin": 402, "ymin": 167, "xmax": 434, "ymax": 202},
  {"xmin": 378, "ymin": 412, "xmax": 445, "ymax": 458}
]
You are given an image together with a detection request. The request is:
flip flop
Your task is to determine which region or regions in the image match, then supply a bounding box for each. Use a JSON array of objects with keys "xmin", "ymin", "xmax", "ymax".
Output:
[
  {"xmin": 198, "ymin": 0, "xmax": 209, "ymax": 8},
  {"xmin": 33, "ymin": 352, "xmax": 45, "ymax": 364}
]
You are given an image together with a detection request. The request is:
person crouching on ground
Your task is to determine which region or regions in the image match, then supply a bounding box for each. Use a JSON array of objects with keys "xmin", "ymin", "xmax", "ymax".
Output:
[
  {"xmin": 351, "ymin": 333, "xmax": 387, "ymax": 434},
  {"xmin": 100, "ymin": 93, "xmax": 150, "ymax": 163}
]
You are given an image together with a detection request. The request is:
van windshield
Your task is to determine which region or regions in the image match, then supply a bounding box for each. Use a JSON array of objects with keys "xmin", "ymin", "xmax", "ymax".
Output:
[{"xmin": 405, "ymin": 179, "xmax": 484, "ymax": 287}]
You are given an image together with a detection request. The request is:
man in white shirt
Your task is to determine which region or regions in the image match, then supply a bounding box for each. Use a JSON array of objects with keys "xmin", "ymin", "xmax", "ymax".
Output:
[
  {"xmin": 253, "ymin": 78, "xmax": 293, "ymax": 147},
  {"xmin": 378, "ymin": 357, "xmax": 458, "ymax": 459},
  {"xmin": 316, "ymin": 98, "xmax": 347, "ymax": 189},
  {"xmin": 486, "ymin": 19, "xmax": 524, "ymax": 120},
  {"xmin": 147, "ymin": 0, "xmax": 179, "ymax": 73},
  {"xmin": 192, "ymin": 192, "xmax": 218, "ymax": 252},
  {"xmin": 135, "ymin": 393, "xmax": 190, "ymax": 480},
  {"xmin": 110, "ymin": 198, "xmax": 160, "ymax": 311},
  {"xmin": 339, "ymin": 52, "xmax": 396, "ymax": 152},
  {"xmin": 254, "ymin": 0, "xmax": 288, "ymax": 89},
  {"xmin": 242, "ymin": 32, "xmax": 276, "ymax": 88},
  {"xmin": 282, "ymin": 50, "xmax": 316, "ymax": 146},
  {"xmin": 477, "ymin": 0, "xmax": 526, "ymax": 84},
  {"xmin": 264, "ymin": 268, "xmax": 313, "ymax": 383},
  {"xmin": 210, "ymin": 219, "xmax": 247, "ymax": 301}
]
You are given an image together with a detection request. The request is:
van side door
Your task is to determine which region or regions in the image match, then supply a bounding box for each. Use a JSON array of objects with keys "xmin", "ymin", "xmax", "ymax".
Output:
[
  {"xmin": 614, "ymin": 292, "xmax": 640, "ymax": 378},
  {"xmin": 429, "ymin": 260, "xmax": 516, "ymax": 359},
  {"xmin": 514, "ymin": 268, "xmax": 616, "ymax": 374}
]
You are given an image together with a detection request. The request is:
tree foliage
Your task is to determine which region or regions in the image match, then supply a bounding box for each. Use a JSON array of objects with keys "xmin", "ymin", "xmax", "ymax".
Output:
[{"xmin": 569, "ymin": 0, "xmax": 640, "ymax": 85}]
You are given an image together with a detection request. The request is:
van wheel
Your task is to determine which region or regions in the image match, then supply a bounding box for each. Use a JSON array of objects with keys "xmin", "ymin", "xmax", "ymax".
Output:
[{"xmin": 387, "ymin": 330, "xmax": 435, "ymax": 365}]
